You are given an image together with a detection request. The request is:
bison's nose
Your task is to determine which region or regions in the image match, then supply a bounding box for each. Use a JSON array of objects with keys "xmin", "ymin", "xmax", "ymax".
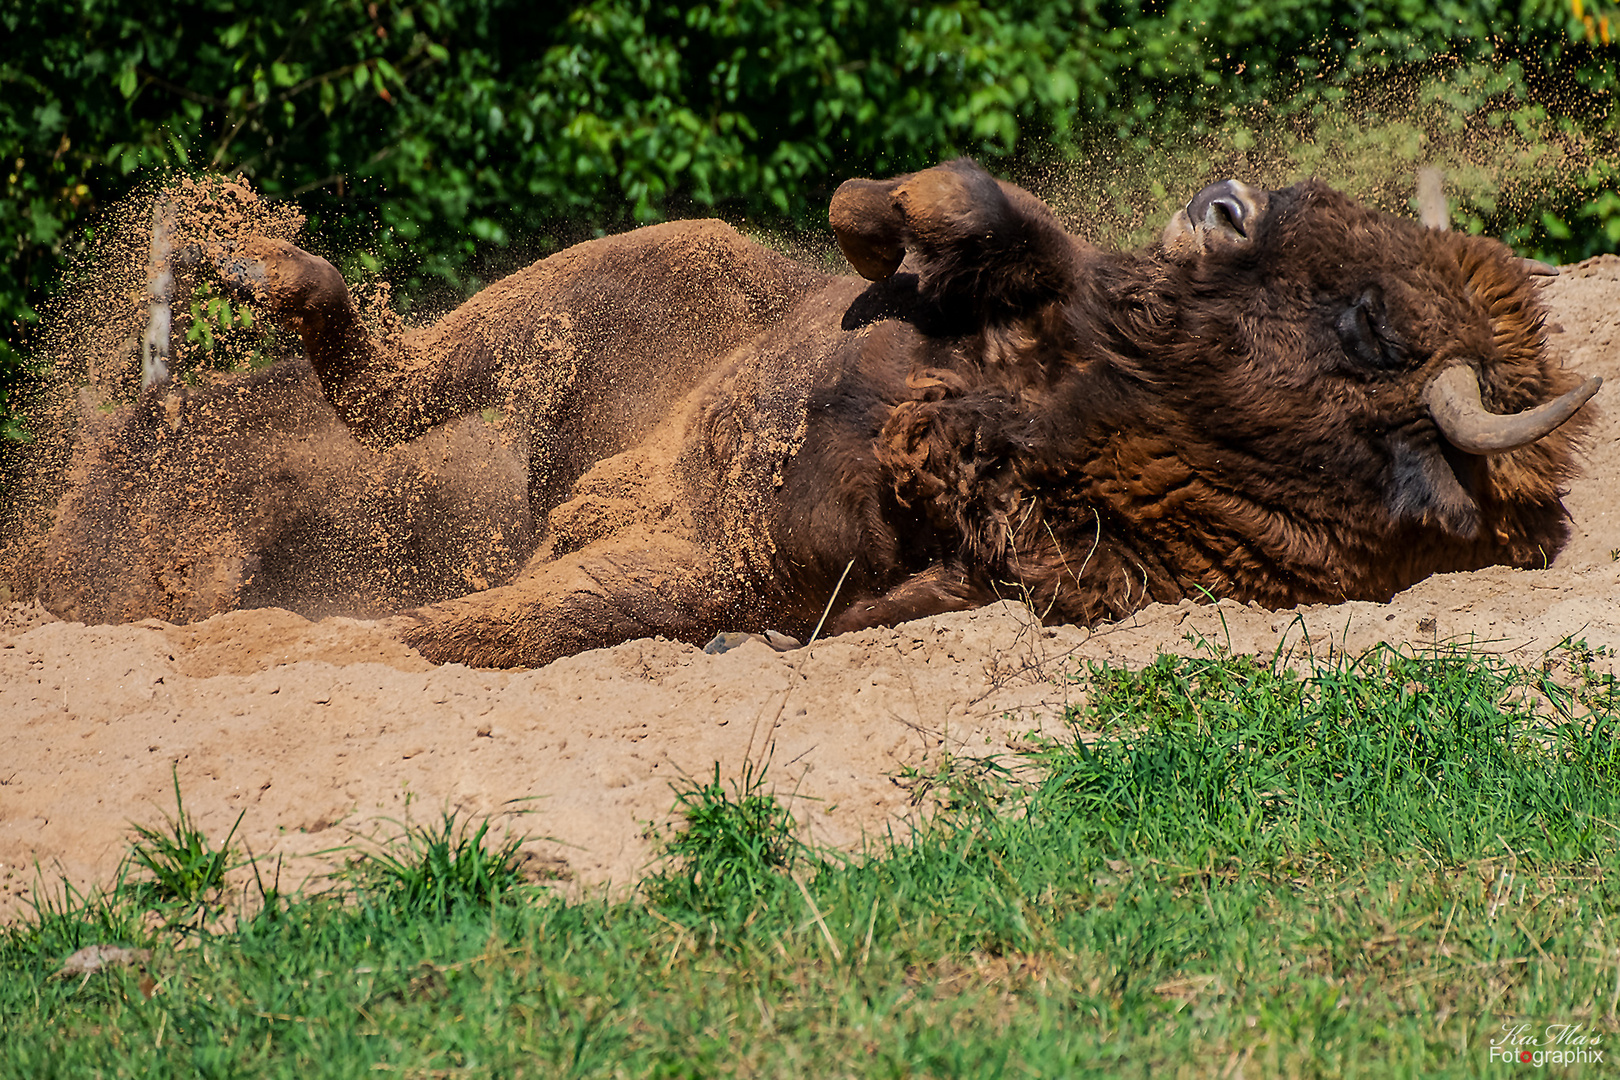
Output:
[{"xmin": 1186, "ymin": 179, "xmax": 1262, "ymax": 240}]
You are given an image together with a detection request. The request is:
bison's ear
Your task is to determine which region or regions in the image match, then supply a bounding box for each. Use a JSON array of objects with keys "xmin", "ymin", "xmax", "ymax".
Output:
[
  {"xmin": 1160, "ymin": 179, "xmax": 1269, "ymax": 257},
  {"xmin": 1387, "ymin": 439, "xmax": 1482, "ymax": 540},
  {"xmin": 830, "ymin": 158, "xmax": 1078, "ymax": 321}
]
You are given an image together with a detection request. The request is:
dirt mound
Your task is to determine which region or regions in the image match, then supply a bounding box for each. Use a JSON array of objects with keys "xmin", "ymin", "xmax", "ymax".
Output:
[{"xmin": 2, "ymin": 258, "xmax": 1616, "ymax": 920}]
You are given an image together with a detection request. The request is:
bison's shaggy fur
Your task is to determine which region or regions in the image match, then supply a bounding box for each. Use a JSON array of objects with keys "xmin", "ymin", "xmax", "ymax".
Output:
[
  {"xmin": 28, "ymin": 160, "xmax": 1597, "ymax": 668},
  {"xmin": 684, "ymin": 163, "xmax": 1590, "ymax": 650}
]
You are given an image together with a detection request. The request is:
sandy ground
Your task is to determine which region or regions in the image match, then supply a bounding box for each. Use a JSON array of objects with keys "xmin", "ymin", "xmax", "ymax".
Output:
[{"xmin": 2, "ymin": 257, "xmax": 1618, "ymax": 919}]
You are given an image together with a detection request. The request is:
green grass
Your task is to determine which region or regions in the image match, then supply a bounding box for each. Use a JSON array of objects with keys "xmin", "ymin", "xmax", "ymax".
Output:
[
  {"xmin": 3, "ymin": 644, "xmax": 1618, "ymax": 1077},
  {"xmin": 339, "ymin": 809, "xmax": 530, "ymax": 923},
  {"xmin": 123, "ymin": 767, "xmax": 247, "ymax": 934}
]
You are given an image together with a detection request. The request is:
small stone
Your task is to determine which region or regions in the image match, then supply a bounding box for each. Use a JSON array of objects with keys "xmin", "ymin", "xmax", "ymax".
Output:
[
  {"xmin": 762, "ymin": 630, "xmax": 801, "ymax": 651},
  {"xmin": 57, "ymin": 945, "xmax": 151, "ymax": 977}
]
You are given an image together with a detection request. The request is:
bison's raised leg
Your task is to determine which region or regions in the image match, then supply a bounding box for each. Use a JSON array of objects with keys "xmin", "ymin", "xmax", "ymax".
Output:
[
  {"xmin": 830, "ymin": 158, "xmax": 1084, "ymax": 321},
  {"xmin": 137, "ymin": 200, "xmax": 384, "ymax": 408},
  {"xmin": 136, "ymin": 207, "xmax": 459, "ymax": 446},
  {"xmin": 197, "ymin": 236, "xmax": 506, "ymax": 449},
  {"xmin": 399, "ymin": 529, "xmax": 736, "ymax": 669},
  {"xmin": 145, "ymin": 201, "xmax": 828, "ymax": 495}
]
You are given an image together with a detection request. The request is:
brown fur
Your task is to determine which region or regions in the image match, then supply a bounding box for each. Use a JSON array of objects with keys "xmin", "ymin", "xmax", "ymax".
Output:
[
  {"xmin": 30, "ymin": 161, "xmax": 1591, "ymax": 667},
  {"xmin": 801, "ymin": 169, "xmax": 1586, "ymax": 636},
  {"xmin": 408, "ymin": 164, "xmax": 1586, "ymax": 667}
]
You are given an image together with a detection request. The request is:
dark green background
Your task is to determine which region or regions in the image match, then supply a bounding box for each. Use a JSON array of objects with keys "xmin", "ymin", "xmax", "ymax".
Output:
[{"xmin": 4, "ymin": 0, "xmax": 1618, "ymax": 438}]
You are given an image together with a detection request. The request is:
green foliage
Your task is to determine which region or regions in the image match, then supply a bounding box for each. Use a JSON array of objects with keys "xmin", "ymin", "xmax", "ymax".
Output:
[
  {"xmin": 184, "ymin": 283, "xmax": 251, "ymax": 353},
  {"xmin": 1049, "ymin": 645, "xmax": 1620, "ymax": 867},
  {"xmin": 342, "ymin": 808, "xmax": 528, "ymax": 919},
  {"xmin": 123, "ymin": 768, "xmax": 245, "ymax": 931},
  {"xmin": 645, "ymin": 760, "xmax": 802, "ymax": 925},
  {"xmin": 178, "ymin": 277, "xmax": 280, "ymax": 378},
  {"xmin": 2, "ymin": 1, "xmax": 1619, "ymax": 440},
  {"xmin": 4, "ymin": 1, "xmax": 1616, "ymax": 303}
]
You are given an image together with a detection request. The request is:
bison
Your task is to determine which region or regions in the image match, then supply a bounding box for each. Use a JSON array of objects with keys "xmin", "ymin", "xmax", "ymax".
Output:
[{"xmin": 29, "ymin": 159, "xmax": 1602, "ymax": 668}]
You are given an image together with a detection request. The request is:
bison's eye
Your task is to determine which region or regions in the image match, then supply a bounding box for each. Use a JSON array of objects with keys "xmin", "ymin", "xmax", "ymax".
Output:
[{"xmin": 1335, "ymin": 294, "xmax": 1404, "ymax": 371}]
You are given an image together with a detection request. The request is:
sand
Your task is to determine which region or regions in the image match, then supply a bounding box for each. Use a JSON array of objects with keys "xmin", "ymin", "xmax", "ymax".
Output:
[{"xmin": 1, "ymin": 257, "xmax": 1616, "ymax": 920}]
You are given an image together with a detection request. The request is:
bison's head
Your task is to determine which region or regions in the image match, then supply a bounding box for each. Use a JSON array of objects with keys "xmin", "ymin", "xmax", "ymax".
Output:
[
  {"xmin": 1134, "ymin": 178, "xmax": 1599, "ymax": 596},
  {"xmin": 830, "ymin": 159, "xmax": 1600, "ymax": 612}
]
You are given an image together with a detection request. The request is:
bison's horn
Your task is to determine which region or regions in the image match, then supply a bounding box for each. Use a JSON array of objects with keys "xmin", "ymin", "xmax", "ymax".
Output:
[{"xmin": 1424, "ymin": 364, "xmax": 1602, "ymax": 455}]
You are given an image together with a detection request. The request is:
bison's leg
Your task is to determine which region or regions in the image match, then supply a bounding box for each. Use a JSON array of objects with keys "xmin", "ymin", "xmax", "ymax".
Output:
[
  {"xmin": 202, "ymin": 236, "xmax": 509, "ymax": 449},
  {"xmin": 136, "ymin": 201, "xmax": 361, "ymax": 397},
  {"xmin": 399, "ymin": 529, "xmax": 737, "ymax": 668},
  {"xmin": 827, "ymin": 563, "xmax": 1003, "ymax": 635},
  {"xmin": 147, "ymin": 201, "xmax": 827, "ymax": 470},
  {"xmin": 829, "ymin": 158, "xmax": 1082, "ymax": 320},
  {"xmin": 137, "ymin": 189, "xmax": 508, "ymax": 448}
]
